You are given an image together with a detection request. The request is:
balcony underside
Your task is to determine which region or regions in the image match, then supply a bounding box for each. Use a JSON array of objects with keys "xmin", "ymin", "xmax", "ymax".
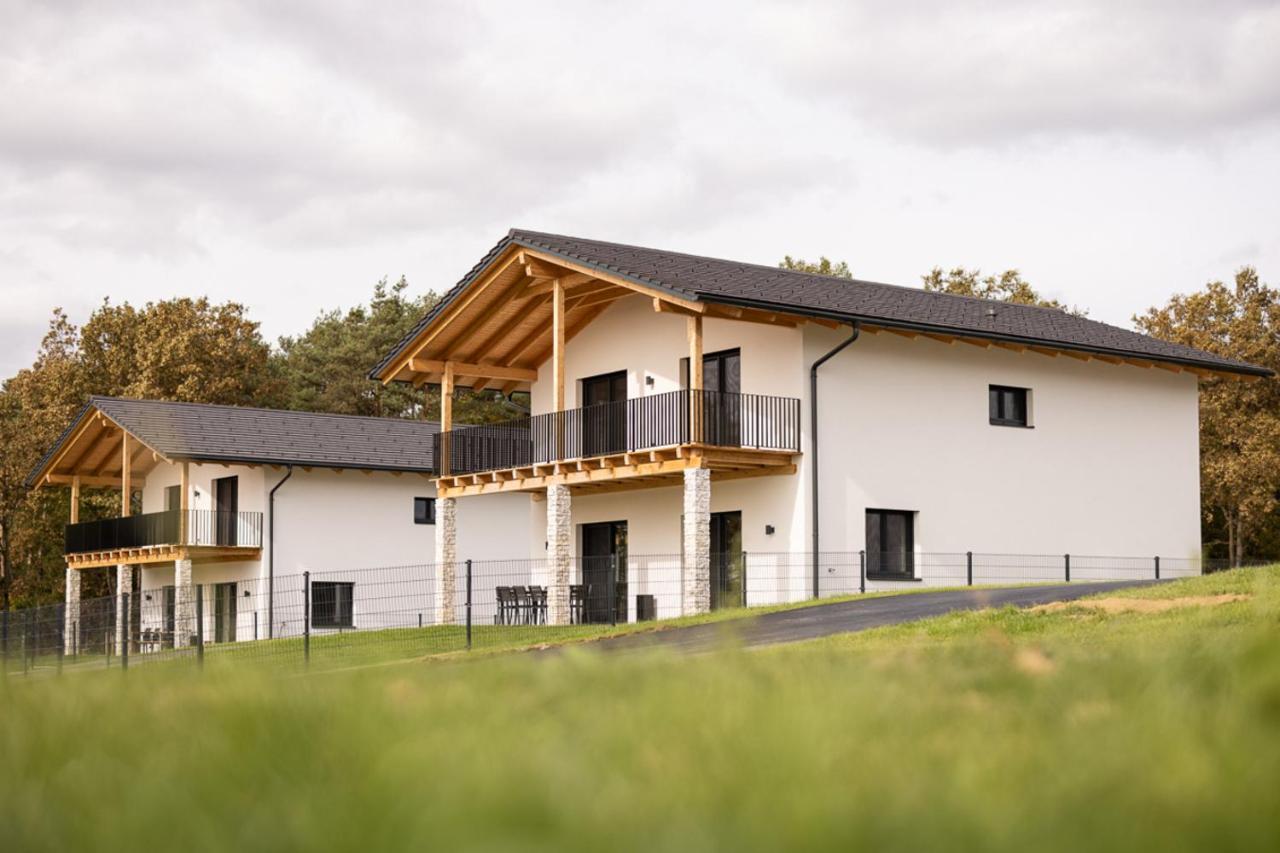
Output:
[
  {"xmin": 436, "ymin": 444, "xmax": 798, "ymax": 498},
  {"xmin": 66, "ymin": 545, "xmax": 262, "ymax": 571}
]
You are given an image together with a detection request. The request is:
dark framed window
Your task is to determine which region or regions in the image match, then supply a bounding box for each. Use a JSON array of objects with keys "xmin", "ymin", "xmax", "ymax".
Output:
[
  {"xmin": 866, "ymin": 509, "xmax": 915, "ymax": 578},
  {"xmin": 989, "ymin": 385, "xmax": 1030, "ymax": 427},
  {"xmin": 165, "ymin": 485, "xmax": 181, "ymax": 512},
  {"xmin": 414, "ymin": 497, "xmax": 436, "ymax": 525},
  {"xmin": 311, "ymin": 581, "xmax": 354, "ymax": 629}
]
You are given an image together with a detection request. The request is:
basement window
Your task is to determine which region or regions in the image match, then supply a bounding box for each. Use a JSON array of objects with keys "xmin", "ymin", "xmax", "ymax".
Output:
[
  {"xmin": 989, "ymin": 385, "xmax": 1030, "ymax": 428},
  {"xmin": 311, "ymin": 582, "xmax": 354, "ymax": 629},
  {"xmin": 414, "ymin": 497, "xmax": 436, "ymax": 525}
]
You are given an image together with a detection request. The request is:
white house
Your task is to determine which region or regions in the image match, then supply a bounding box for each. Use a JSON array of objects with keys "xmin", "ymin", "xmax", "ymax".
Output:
[
  {"xmin": 369, "ymin": 229, "xmax": 1271, "ymax": 622},
  {"xmin": 30, "ymin": 398, "xmax": 532, "ymax": 650}
]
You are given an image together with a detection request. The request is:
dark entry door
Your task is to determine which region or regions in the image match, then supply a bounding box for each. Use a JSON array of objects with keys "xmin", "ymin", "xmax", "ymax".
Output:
[
  {"xmin": 213, "ymin": 582, "xmax": 237, "ymax": 643},
  {"xmin": 580, "ymin": 521, "xmax": 627, "ymax": 623},
  {"xmin": 581, "ymin": 371, "xmax": 627, "ymax": 457},
  {"xmin": 214, "ymin": 476, "xmax": 238, "ymax": 546},
  {"xmin": 710, "ymin": 511, "xmax": 744, "ymax": 609}
]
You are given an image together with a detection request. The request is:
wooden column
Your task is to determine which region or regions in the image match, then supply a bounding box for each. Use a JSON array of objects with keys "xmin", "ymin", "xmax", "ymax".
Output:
[
  {"xmin": 440, "ymin": 361, "xmax": 454, "ymax": 476},
  {"xmin": 70, "ymin": 475, "xmax": 80, "ymax": 524},
  {"xmin": 552, "ymin": 279, "xmax": 566, "ymax": 412},
  {"xmin": 552, "ymin": 278, "xmax": 566, "ymax": 459},
  {"xmin": 179, "ymin": 461, "xmax": 190, "ymax": 544},
  {"xmin": 688, "ymin": 314, "xmax": 703, "ymax": 443},
  {"xmin": 120, "ymin": 432, "xmax": 131, "ymax": 517}
]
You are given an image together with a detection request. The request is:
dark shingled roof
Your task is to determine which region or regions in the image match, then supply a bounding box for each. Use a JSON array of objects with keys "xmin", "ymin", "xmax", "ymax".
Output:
[
  {"xmin": 28, "ymin": 397, "xmax": 440, "ymax": 487},
  {"xmin": 371, "ymin": 229, "xmax": 1271, "ymax": 379}
]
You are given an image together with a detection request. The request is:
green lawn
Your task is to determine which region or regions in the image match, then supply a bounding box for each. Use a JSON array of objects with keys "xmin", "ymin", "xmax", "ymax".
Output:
[{"xmin": 2, "ymin": 567, "xmax": 1278, "ymax": 851}]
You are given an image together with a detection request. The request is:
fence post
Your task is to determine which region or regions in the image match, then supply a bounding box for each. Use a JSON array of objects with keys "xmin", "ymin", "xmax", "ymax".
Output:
[
  {"xmin": 254, "ymin": 610, "xmax": 259, "ymax": 642},
  {"xmin": 303, "ymin": 571, "xmax": 311, "ymax": 668},
  {"xmin": 741, "ymin": 551, "xmax": 748, "ymax": 608},
  {"xmin": 1064, "ymin": 553, "xmax": 1070, "ymax": 583},
  {"xmin": 22, "ymin": 610, "xmax": 30, "ymax": 676},
  {"xmin": 609, "ymin": 554, "xmax": 618, "ymax": 626},
  {"xmin": 465, "ymin": 559, "xmax": 473, "ymax": 651},
  {"xmin": 1, "ymin": 609, "xmax": 7, "ymax": 669},
  {"xmin": 1154, "ymin": 556, "xmax": 1160, "ymax": 580},
  {"xmin": 195, "ymin": 584, "xmax": 205, "ymax": 669},
  {"xmin": 73, "ymin": 619, "xmax": 78, "ymax": 662},
  {"xmin": 966, "ymin": 551, "xmax": 973, "ymax": 587},
  {"xmin": 859, "ymin": 550, "xmax": 866, "ymax": 594},
  {"xmin": 121, "ymin": 593, "xmax": 130, "ymax": 673},
  {"xmin": 57, "ymin": 606, "xmax": 65, "ymax": 676}
]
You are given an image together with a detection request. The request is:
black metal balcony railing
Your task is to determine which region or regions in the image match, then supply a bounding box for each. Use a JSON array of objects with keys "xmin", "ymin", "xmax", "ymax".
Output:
[
  {"xmin": 64, "ymin": 510, "xmax": 264, "ymax": 555},
  {"xmin": 435, "ymin": 388, "xmax": 801, "ymax": 477}
]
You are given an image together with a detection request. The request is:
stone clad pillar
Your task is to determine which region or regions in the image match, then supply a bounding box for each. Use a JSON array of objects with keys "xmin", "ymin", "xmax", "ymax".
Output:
[
  {"xmin": 434, "ymin": 497, "xmax": 457, "ymax": 624},
  {"xmin": 174, "ymin": 559, "xmax": 194, "ymax": 647},
  {"xmin": 64, "ymin": 568, "xmax": 81, "ymax": 656},
  {"xmin": 546, "ymin": 485, "xmax": 572, "ymax": 625},
  {"xmin": 115, "ymin": 564, "xmax": 134, "ymax": 657},
  {"xmin": 682, "ymin": 467, "xmax": 711, "ymax": 616}
]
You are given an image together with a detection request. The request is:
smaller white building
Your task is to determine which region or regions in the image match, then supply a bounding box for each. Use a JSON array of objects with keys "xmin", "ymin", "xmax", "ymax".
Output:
[{"xmin": 31, "ymin": 397, "xmax": 533, "ymax": 649}]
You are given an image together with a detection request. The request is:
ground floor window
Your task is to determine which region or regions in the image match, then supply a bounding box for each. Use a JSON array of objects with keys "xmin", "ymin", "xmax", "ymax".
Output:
[
  {"xmin": 312, "ymin": 581, "xmax": 355, "ymax": 628},
  {"xmin": 414, "ymin": 497, "xmax": 436, "ymax": 525},
  {"xmin": 866, "ymin": 509, "xmax": 915, "ymax": 578}
]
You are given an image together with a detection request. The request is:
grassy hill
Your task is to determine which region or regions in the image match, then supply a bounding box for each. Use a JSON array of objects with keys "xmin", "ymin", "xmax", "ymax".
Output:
[{"xmin": 3, "ymin": 567, "xmax": 1278, "ymax": 851}]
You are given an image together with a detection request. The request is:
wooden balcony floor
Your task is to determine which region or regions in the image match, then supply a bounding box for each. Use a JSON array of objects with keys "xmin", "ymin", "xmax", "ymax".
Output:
[
  {"xmin": 65, "ymin": 544, "xmax": 262, "ymax": 570},
  {"xmin": 435, "ymin": 443, "xmax": 798, "ymax": 498}
]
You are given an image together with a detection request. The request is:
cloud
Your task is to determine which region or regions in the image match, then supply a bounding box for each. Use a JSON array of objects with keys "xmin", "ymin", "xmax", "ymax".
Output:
[{"xmin": 753, "ymin": 0, "xmax": 1280, "ymax": 146}]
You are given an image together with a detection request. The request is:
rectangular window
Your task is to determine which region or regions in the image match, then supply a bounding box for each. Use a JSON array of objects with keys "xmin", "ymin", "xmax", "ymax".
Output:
[
  {"xmin": 414, "ymin": 497, "xmax": 436, "ymax": 525},
  {"xmin": 866, "ymin": 509, "xmax": 915, "ymax": 578},
  {"xmin": 311, "ymin": 581, "xmax": 354, "ymax": 629},
  {"xmin": 165, "ymin": 485, "xmax": 181, "ymax": 511},
  {"xmin": 989, "ymin": 385, "xmax": 1030, "ymax": 427}
]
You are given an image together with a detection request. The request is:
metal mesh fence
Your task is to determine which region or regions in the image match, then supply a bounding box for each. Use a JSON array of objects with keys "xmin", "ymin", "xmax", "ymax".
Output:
[{"xmin": 1, "ymin": 551, "xmax": 1270, "ymax": 678}]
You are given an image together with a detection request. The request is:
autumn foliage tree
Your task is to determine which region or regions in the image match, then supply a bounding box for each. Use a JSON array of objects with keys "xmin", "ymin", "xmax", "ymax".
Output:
[
  {"xmin": 779, "ymin": 256, "xmax": 853, "ymax": 279},
  {"xmin": 1135, "ymin": 267, "xmax": 1280, "ymax": 565}
]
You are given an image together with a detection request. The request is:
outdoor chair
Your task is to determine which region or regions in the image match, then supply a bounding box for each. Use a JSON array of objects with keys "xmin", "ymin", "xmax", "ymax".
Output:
[
  {"xmin": 570, "ymin": 584, "xmax": 591, "ymax": 624},
  {"xmin": 512, "ymin": 586, "xmax": 533, "ymax": 624},
  {"xmin": 528, "ymin": 586, "xmax": 547, "ymax": 624},
  {"xmin": 494, "ymin": 586, "xmax": 515, "ymax": 625}
]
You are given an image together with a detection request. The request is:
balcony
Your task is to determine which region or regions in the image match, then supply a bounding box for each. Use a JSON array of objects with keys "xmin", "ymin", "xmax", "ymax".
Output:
[
  {"xmin": 433, "ymin": 389, "xmax": 801, "ymax": 497},
  {"xmin": 64, "ymin": 510, "xmax": 264, "ymax": 569}
]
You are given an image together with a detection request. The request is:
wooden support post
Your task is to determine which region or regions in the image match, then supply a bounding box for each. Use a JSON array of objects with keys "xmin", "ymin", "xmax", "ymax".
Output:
[
  {"xmin": 70, "ymin": 475, "xmax": 80, "ymax": 524},
  {"xmin": 179, "ymin": 461, "xmax": 190, "ymax": 544},
  {"xmin": 120, "ymin": 433, "xmax": 131, "ymax": 518},
  {"xmin": 688, "ymin": 314, "xmax": 703, "ymax": 443},
  {"xmin": 441, "ymin": 361, "xmax": 454, "ymax": 476},
  {"xmin": 552, "ymin": 278, "xmax": 566, "ymax": 459}
]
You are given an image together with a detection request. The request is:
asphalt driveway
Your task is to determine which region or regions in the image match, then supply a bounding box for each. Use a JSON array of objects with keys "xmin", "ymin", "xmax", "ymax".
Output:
[{"xmin": 571, "ymin": 580, "xmax": 1161, "ymax": 655}]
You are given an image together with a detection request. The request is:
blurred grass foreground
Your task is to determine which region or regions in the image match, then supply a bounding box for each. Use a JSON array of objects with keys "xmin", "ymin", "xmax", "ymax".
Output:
[{"xmin": 3, "ymin": 567, "xmax": 1280, "ymax": 852}]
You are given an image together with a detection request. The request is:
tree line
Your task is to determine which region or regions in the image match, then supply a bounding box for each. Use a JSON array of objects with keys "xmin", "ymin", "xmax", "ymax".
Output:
[{"xmin": 2, "ymin": 264, "xmax": 1276, "ymax": 609}]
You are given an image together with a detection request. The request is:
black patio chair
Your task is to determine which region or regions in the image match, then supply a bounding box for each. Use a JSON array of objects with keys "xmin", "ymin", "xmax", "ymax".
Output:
[
  {"xmin": 512, "ymin": 586, "xmax": 533, "ymax": 625},
  {"xmin": 494, "ymin": 586, "xmax": 514, "ymax": 625},
  {"xmin": 570, "ymin": 584, "xmax": 591, "ymax": 624},
  {"xmin": 528, "ymin": 586, "xmax": 547, "ymax": 625}
]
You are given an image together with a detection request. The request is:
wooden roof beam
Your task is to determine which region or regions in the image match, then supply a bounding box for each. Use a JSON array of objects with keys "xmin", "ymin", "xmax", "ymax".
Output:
[{"xmin": 408, "ymin": 359, "xmax": 537, "ymax": 383}]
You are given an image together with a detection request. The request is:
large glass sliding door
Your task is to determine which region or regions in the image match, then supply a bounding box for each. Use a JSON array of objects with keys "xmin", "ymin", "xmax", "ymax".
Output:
[
  {"xmin": 710, "ymin": 510, "xmax": 744, "ymax": 609},
  {"xmin": 580, "ymin": 371, "xmax": 627, "ymax": 457},
  {"xmin": 580, "ymin": 521, "xmax": 628, "ymax": 623}
]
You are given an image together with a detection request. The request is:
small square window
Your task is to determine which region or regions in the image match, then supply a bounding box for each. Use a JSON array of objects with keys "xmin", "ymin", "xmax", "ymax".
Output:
[
  {"xmin": 989, "ymin": 385, "xmax": 1030, "ymax": 427},
  {"xmin": 414, "ymin": 497, "xmax": 436, "ymax": 525}
]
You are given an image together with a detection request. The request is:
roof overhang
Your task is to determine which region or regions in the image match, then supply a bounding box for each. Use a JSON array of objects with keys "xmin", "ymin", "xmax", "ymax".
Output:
[
  {"xmin": 26, "ymin": 402, "xmax": 171, "ymax": 491},
  {"xmin": 370, "ymin": 238, "xmax": 841, "ymax": 389},
  {"xmin": 374, "ymin": 233, "xmax": 1270, "ymax": 387}
]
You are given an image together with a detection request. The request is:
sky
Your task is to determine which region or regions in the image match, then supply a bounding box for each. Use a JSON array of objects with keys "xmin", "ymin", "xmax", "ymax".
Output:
[{"xmin": 2, "ymin": 0, "xmax": 1278, "ymax": 378}]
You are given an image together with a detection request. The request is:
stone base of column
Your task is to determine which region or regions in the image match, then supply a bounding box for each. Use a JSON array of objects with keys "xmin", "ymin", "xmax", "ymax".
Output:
[
  {"xmin": 115, "ymin": 564, "xmax": 134, "ymax": 657},
  {"xmin": 174, "ymin": 559, "xmax": 194, "ymax": 647},
  {"xmin": 546, "ymin": 485, "xmax": 572, "ymax": 625},
  {"xmin": 64, "ymin": 568, "xmax": 81, "ymax": 656},
  {"xmin": 434, "ymin": 497, "xmax": 458, "ymax": 624},
  {"xmin": 682, "ymin": 467, "xmax": 711, "ymax": 616}
]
